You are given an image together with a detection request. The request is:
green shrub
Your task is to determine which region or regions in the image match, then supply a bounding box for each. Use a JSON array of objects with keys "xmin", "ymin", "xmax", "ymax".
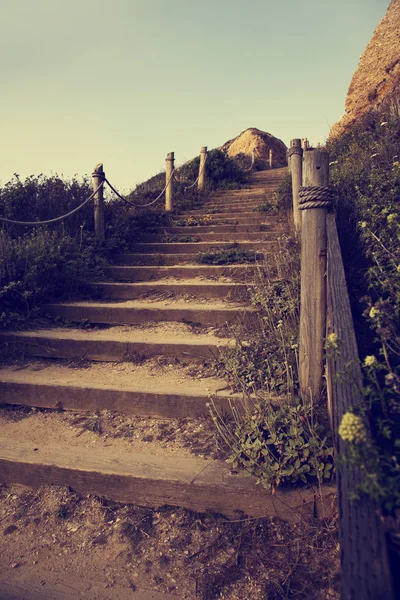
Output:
[
  {"xmin": 196, "ymin": 243, "xmax": 257, "ymax": 265},
  {"xmin": 210, "ymin": 398, "xmax": 334, "ymax": 491},
  {"xmin": 0, "ymin": 229, "xmax": 104, "ymax": 329}
]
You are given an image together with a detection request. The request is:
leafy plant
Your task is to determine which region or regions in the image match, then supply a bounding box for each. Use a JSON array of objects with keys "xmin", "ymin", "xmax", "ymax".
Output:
[
  {"xmin": 0, "ymin": 229, "xmax": 105, "ymax": 329},
  {"xmin": 196, "ymin": 243, "xmax": 257, "ymax": 265},
  {"xmin": 209, "ymin": 397, "xmax": 334, "ymax": 491}
]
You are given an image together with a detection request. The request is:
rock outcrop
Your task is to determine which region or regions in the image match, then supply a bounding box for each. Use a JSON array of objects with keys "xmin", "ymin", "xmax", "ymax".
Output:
[
  {"xmin": 221, "ymin": 128, "xmax": 287, "ymax": 168},
  {"xmin": 330, "ymin": 0, "xmax": 400, "ymax": 138}
]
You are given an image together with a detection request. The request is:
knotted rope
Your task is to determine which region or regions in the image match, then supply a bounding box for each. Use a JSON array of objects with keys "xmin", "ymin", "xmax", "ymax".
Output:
[
  {"xmin": 287, "ymin": 146, "xmax": 303, "ymax": 159},
  {"xmin": 298, "ymin": 186, "xmax": 333, "ymax": 210}
]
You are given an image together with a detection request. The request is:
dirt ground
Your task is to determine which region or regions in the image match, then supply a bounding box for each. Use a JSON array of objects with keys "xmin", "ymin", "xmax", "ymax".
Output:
[
  {"xmin": 0, "ymin": 401, "xmax": 340, "ymax": 600},
  {"xmin": 0, "ymin": 482, "xmax": 340, "ymax": 600}
]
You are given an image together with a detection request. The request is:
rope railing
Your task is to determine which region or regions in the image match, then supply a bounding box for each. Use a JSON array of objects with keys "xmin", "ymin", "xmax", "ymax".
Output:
[
  {"xmin": 104, "ymin": 169, "xmax": 175, "ymax": 208},
  {"xmin": 0, "ymin": 146, "xmax": 207, "ymax": 233},
  {"xmin": 0, "ymin": 181, "xmax": 105, "ymax": 226},
  {"xmin": 181, "ymin": 154, "xmax": 207, "ymax": 191}
]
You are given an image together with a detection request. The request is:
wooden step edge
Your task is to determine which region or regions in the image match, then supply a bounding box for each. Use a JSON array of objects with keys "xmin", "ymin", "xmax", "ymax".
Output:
[
  {"xmin": 0, "ymin": 332, "xmax": 234, "ymax": 362},
  {"xmin": 0, "ymin": 380, "xmax": 240, "ymax": 420},
  {"xmin": 41, "ymin": 304, "xmax": 256, "ymax": 327},
  {"xmin": 0, "ymin": 437, "xmax": 337, "ymax": 521}
]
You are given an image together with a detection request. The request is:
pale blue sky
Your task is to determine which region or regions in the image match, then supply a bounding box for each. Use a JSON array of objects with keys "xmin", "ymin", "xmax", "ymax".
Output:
[{"xmin": 0, "ymin": 0, "xmax": 389, "ymax": 191}]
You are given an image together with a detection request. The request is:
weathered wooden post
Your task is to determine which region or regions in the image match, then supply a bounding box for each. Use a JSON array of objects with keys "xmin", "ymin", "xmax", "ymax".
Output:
[
  {"xmin": 301, "ymin": 138, "xmax": 309, "ymax": 151},
  {"xmin": 165, "ymin": 152, "xmax": 175, "ymax": 211},
  {"xmin": 299, "ymin": 148, "xmax": 331, "ymax": 400},
  {"xmin": 269, "ymin": 149, "xmax": 273, "ymax": 168},
  {"xmin": 198, "ymin": 146, "xmax": 207, "ymax": 191},
  {"xmin": 92, "ymin": 163, "xmax": 105, "ymax": 241},
  {"xmin": 288, "ymin": 139, "xmax": 303, "ymax": 232}
]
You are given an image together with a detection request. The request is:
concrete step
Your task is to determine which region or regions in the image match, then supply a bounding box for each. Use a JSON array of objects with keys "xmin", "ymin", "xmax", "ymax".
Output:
[
  {"xmin": 103, "ymin": 264, "xmax": 260, "ymax": 282},
  {"xmin": 126, "ymin": 241, "xmax": 274, "ymax": 255},
  {"xmin": 41, "ymin": 300, "xmax": 255, "ymax": 327},
  {"xmin": 0, "ymin": 325, "xmax": 234, "ymax": 362},
  {"xmin": 0, "ymin": 362, "xmax": 239, "ymax": 419},
  {"xmin": 92, "ymin": 281, "xmax": 252, "ymax": 301},
  {"xmin": 0, "ymin": 416, "xmax": 335, "ymax": 519},
  {"xmin": 139, "ymin": 231, "xmax": 279, "ymax": 242}
]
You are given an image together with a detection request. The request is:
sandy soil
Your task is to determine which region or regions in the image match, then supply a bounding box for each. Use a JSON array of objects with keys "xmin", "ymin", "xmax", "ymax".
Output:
[{"xmin": 0, "ymin": 483, "xmax": 340, "ymax": 600}]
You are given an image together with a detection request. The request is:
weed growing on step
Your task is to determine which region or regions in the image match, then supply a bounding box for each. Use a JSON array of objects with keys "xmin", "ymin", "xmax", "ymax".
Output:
[
  {"xmin": 161, "ymin": 234, "xmax": 201, "ymax": 243},
  {"xmin": 196, "ymin": 243, "xmax": 257, "ymax": 265},
  {"xmin": 218, "ymin": 235, "xmax": 300, "ymax": 394},
  {"xmin": 209, "ymin": 397, "xmax": 334, "ymax": 491},
  {"xmin": 252, "ymin": 201, "xmax": 277, "ymax": 213},
  {"xmin": 209, "ymin": 232, "xmax": 334, "ymax": 492}
]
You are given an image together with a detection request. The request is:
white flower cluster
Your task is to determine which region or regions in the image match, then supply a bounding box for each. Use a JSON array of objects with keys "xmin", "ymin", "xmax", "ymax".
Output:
[{"xmin": 338, "ymin": 412, "xmax": 368, "ymax": 444}]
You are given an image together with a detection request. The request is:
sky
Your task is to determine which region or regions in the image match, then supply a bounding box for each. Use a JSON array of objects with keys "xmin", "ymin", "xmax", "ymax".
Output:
[{"xmin": 0, "ymin": 0, "xmax": 390, "ymax": 192}]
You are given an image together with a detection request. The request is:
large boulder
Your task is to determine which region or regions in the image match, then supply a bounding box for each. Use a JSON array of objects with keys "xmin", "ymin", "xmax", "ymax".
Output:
[
  {"xmin": 330, "ymin": 0, "xmax": 400, "ymax": 138},
  {"xmin": 220, "ymin": 127, "xmax": 287, "ymax": 168}
]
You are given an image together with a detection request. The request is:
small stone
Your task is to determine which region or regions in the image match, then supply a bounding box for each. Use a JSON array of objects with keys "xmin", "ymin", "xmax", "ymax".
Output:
[{"xmin": 11, "ymin": 562, "xmax": 19, "ymax": 569}]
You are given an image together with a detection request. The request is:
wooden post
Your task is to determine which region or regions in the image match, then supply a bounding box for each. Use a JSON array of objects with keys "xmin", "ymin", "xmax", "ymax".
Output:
[
  {"xmin": 289, "ymin": 139, "xmax": 303, "ymax": 232},
  {"xmin": 269, "ymin": 149, "xmax": 273, "ymax": 168},
  {"xmin": 165, "ymin": 152, "xmax": 174, "ymax": 211},
  {"xmin": 92, "ymin": 163, "xmax": 105, "ymax": 241},
  {"xmin": 299, "ymin": 149, "xmax": 330, "ymax": 400},
  {"xmin": 301, "ymin": 138, "xmax": 309, "ymax": 151},
  {"xmin": 198, "ymin": 146, "xmax": 207, "ymax": 191}
]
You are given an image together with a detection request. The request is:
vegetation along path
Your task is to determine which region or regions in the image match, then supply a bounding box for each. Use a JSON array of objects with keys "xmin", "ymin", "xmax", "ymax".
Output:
[{"xmin": 0, "ymin": 167, "xmax": 334, "ymax": 521}]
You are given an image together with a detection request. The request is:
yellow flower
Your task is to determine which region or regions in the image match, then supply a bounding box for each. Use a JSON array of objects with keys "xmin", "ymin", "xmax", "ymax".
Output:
[
  {"xmin": 364, "ymin": 355, "xmax": 376, "ymax": 367},
  {"xmin": 327, "ymin": 333, "xmax": 338, "ymax": 344},
  {"xmin": 338, "ymin": 412, "xmax": 367, "ymax": 444},
  {"xmin": 369, "ymin": 307, "xmax": 379, "ymax": 319},
  {"xmin": 387, "ymin": 213, "xmax": 397, "ymax": 224}
]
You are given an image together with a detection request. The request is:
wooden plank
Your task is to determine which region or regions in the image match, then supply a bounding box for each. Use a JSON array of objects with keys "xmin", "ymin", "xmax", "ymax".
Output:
[
  {"xmin": 41, "ymin": 302, "xmax": 256, "ymax": 328},
  {"xmin": 0, "ymin": 437, "xmax": 336, "ymax": 522},
  {"xmin": 0, "ymin": 379, "xmax": 240, "ymax": 419},
  {"xmin": 326, "ymin": 213, "xmax": 394, "ymax": 600},
  {"xmin": 0, "ymin": 330, "xmax": 231, "ymax": 362},
  {"xmin": 0, "ymin": 571, "xmax": 178, "ymax": 600}
]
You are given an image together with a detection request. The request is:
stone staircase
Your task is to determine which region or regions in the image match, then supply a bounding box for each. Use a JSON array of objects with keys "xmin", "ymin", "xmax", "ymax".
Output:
[{"xmin": 0, "ymin": 167, "xmax": 331, "ymax": 520}]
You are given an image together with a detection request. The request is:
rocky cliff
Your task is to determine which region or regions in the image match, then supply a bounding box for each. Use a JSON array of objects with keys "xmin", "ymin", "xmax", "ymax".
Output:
[
  {"xmin": 221, "ymin": 128, "xmax": 287, "ymax": 168},
  {"xmin": 330, "ymin": 0, "xmax": 400, "ymax": 138}
]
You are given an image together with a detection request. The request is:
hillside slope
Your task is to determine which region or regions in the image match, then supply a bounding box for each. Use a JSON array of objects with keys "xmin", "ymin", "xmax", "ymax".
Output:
[{"xmin": 331, "ymin": 0, "xmax": 400, "ymax": 138}]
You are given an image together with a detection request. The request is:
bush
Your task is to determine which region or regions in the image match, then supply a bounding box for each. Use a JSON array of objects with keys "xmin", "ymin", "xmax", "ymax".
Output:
[
  {"xmin": 0, "ymin": 229, "xmax": 105, "ymax": 329},
  {"xmin": 210, "ymin": 398, "xmax": 334, "ymax": 492}
]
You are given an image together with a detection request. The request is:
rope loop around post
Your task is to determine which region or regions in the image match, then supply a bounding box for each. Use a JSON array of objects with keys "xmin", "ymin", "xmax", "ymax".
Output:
[
  {"xmin": 298, "ymin": 186, "xmax": 333, "ymax": 210},
  {"xmin": 287, "ymin": 146, "xmax": 303, "ymax": 159}
]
